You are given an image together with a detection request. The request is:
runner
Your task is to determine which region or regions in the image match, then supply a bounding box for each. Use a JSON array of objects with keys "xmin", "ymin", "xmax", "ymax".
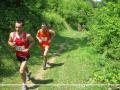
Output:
[
  {"xmin": 36, "ymin": 23, "xmax": 55, "ymax": 70},
  {"xmin": 8, "ymin": 20, "xmax": 34, "ymax": 90}
]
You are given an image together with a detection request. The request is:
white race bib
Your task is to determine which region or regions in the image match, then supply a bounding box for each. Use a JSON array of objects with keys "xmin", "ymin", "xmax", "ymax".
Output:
[
  {"xmin": 41, "ymin": 37, "xmax": 47, "ymax": 41},
  {"xmin": 16, "ymin": 46, "xmax": 25, "ymax": 51}
]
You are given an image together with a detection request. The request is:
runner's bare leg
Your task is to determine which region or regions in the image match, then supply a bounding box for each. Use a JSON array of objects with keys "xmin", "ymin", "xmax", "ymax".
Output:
[
  {"xmin": 43, "ymin": 46, "xmax": 49, "ymax": 70},
  {"xmin": 19, "ymin": 61, "xmax": 27, "ymax": 83}
]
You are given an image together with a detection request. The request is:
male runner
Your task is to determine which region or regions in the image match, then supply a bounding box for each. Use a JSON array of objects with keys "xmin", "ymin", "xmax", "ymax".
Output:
[
  {"xmin": 36, "ymin": 23, "xmax": 55, "ymax": 70},
  {"xmin": 8, "ymin": 20, "xmax": 34, "ymax": 90}
]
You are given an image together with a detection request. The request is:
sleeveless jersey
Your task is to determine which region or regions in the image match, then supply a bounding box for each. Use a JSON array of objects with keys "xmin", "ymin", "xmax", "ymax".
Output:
[
  {"xmin": 12, "ymin": 32, "xmax": 29, "ymax": 57},
  {"xmin": 37, "ymin": 30, "xmax": 51, "ymax": 47}
]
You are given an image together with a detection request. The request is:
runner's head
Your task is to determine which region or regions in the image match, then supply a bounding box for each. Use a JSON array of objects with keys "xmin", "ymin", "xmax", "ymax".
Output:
[
  {"xmin": 15, "ymin": 20, "xmax": 24, "ymax": 33},
  {"xmin": 41, "ymin": 23, "xmax": 48, "ymax": 32}
]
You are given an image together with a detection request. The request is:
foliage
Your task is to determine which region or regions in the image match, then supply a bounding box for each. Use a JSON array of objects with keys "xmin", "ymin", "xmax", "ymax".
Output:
[
  {"xmin": 0, "ymin": 0, "xmax": 119, "ymax": 85},
  {"xmin": 86, "ymin": 1, "xmax": 120, "ymax": 84},
  {"xmin": 42, "ymin": 11, "xmax": 65, "ymax": 30},
  {"xmin": 92, "ymin": 58, "xmax": 120, "ymax": 84},
  {"xmin": 57, "ymin": 0, "xmax": 92, "ymax": 28},
  {"xmin": 88, "ymin": 2, "xmax": 120, "ymax": 60}
]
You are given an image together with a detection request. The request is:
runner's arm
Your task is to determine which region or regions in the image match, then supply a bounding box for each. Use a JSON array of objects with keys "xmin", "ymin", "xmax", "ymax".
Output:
[
  {"xmin": 36, "ymin": 30, "xmax": 42, "ymax": 43},
  {"xmin": 27, "ymin": 34, "xmax": 34, "ymax": 50},
  {"xmin": 8, "ymin": 32, "xmax": 15, "ymax": 48}
]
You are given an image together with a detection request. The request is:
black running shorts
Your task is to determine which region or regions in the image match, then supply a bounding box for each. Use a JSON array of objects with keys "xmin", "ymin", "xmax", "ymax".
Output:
[{"xmin": 16, "ymin": 55, "xmax": 30, "ymax": 62}]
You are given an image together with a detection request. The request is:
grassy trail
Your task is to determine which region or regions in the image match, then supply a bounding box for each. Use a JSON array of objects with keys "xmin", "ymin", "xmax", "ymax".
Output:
[
  {"xmin": 0, "ymin": 30, "xmax": 108, "ymax": 90},
  {"xmin": 33, "ymin": 30, "xmax": 108, "ymax": 90}
]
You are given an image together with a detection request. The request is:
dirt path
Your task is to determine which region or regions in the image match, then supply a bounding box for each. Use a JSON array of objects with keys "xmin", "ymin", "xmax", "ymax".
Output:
[
  {"xmin": 27, "ymin": 43, "xmax": 65, "ymax": 87},
  {"xmin": 34, "ymin": 57, "xmax": 56, "ymax": 80}
]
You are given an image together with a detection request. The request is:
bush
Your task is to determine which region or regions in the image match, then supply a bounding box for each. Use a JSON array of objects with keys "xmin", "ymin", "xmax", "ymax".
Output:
[{"xmin": 88, "ymin": 2, "xmax": 120, "ymax": 60}]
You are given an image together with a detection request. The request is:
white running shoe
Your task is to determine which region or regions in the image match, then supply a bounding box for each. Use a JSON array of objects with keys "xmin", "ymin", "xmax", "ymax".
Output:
[
  {"xmin": 46, "ymin": 63, "xmax": 51, "ymax": 68},
  {"xmin": 22, "ymin": 84, "xmax": 27, "ymax": 90}
]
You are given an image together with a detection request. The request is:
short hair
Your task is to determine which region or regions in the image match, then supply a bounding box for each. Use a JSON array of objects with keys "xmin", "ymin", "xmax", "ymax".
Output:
[
  {"xmin": 41, "ymin": 23, "xmax": 47, "ymax": 27},
  {"xmin": 16, "ymin": 19, "xmax": 24, "ymax": 26}
]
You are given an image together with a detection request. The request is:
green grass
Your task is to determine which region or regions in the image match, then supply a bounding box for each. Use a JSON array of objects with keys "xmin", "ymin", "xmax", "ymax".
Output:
[
  {"xmin": 35, "ymin": 30, "xmax": 109, "ymax": 90},
  {"xmin": 0, "ymin": 86, "xmax": 108, "ymax": 90},
  {"xmin": 0, "ymin": 30, "xmax": 114, "ymax": 90}
]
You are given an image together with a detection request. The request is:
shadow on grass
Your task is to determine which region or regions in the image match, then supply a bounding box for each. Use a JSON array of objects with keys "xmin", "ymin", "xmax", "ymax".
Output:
[
  {"xmin": 0, "ymin": 68, "xmax": 17, "ymax": 82},
  {"xmin": 50, "ymin": 33, "xmax": 89, "ymax": 54},
  {"xmin": 28, "ymin": 78, "xmax": 53, "ymax": 89},
  {"xmin": 0, "ymin": 52, "xmax": 18, "ymax": 82},
  {"xmin": 28, "ymin": 32, "xmax": 89, "ymax": 66},
  {"xmin": 0, "ymin": 1, "xmax": 89, "ymax": 81},
  {"xmin": 0, "ymin": 68, "xmax": 17, "ymax": 77},
  {"xmin": 48, "ymin": 63, "xmax": 64, "ymax": 69}
]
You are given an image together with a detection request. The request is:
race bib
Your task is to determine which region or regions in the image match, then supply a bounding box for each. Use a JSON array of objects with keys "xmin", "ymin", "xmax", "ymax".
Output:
[
  {"xmin": 41, "ymin": 37, "xmax": 47, "ymax": 41},
  {"xmin": 16, "ymin": 46, "xmax": 25, "ymax": 51}
]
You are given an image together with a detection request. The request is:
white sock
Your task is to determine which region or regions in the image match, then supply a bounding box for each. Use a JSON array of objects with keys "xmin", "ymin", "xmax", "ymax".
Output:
[{"xmin": 22, "ymin": 83, "xmax": 26, "ymax": 85}]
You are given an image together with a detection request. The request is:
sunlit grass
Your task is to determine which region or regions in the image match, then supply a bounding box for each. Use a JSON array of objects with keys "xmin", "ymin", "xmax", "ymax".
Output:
[{"xmin": 0, "ymin": 30, "xmax": 108, "ymax": 90}]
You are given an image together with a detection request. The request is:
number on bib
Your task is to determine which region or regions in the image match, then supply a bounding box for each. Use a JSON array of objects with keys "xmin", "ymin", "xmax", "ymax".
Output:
[
  {"xmin": 41, "ymin": 37, "xmax": 47, "ymax": 41},
  {"xmin": 16, "ymin": 46, "xmax": 25, "ymax": 51}
]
